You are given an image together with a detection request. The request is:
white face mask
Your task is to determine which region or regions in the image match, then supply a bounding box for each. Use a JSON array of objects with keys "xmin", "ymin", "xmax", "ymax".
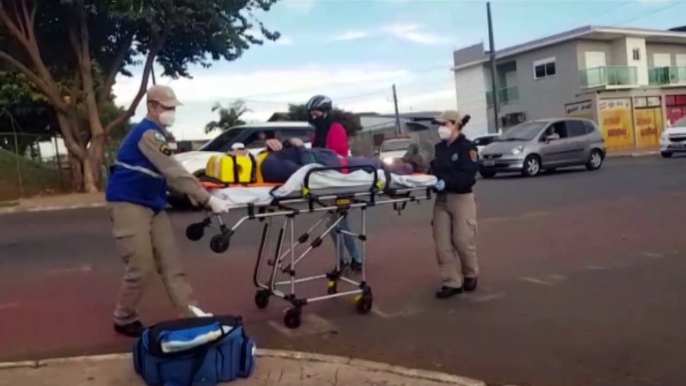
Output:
[
  {"xmin": 438, "ymin": 126, "xmax": 452, "ymax": 140},
  {"xmin": 159, "ymin": 110, "xmax": 176, "ymax": 127}
]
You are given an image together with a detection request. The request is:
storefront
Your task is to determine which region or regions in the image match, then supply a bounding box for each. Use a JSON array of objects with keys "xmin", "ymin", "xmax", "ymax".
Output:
[
  {"xmin": 598, "ymin": 98, "xmax": 635, "ymax": 151},
  {"xmin": 633, "ymin": 96, "xmax": 663, "ymax": 149},
  {"xmin": 666, "ymin": 95, "xmax": 686, "ymax": 125}
]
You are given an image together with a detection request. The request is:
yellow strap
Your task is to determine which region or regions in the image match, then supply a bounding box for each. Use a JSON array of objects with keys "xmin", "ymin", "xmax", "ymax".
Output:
[{"xmin": 255, "ymin": 151, "xmax": 269, "ymax": 184}]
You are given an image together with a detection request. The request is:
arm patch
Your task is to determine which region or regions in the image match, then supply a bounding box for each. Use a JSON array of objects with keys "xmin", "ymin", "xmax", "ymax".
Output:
[{"xmin": 159, "ymin": 143, "xmax": 172, "ymax": 156}]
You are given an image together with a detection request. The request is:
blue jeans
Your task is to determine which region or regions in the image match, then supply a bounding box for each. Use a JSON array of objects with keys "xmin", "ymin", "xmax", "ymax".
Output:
[{"xmin": 327, "ymin": 214, "xmax": 361, "ymax": 264}]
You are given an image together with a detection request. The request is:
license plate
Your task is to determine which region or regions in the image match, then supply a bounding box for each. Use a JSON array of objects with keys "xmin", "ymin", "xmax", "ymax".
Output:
[
  {"xmin": 482, "ymin": 160, "xmax": 495, "ymax": 167},
  {"xmin": 670, "ymin": 143, "xmax": 685, "ymax": 148}
]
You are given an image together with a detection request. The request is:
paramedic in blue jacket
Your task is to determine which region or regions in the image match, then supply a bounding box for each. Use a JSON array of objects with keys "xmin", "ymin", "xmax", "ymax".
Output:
[{"xmin": 106, "ymin": 85, "xmax": 231, "ymax": 338}]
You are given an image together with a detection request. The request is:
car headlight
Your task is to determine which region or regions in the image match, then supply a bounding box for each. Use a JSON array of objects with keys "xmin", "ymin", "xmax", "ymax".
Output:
[
  {"xmin": 383, "ymin": 157, "xmax": 394, "ymax": 165},
  {"xmin": 511, "ymin": 146, "xmax": 524, "ymax": 155}
]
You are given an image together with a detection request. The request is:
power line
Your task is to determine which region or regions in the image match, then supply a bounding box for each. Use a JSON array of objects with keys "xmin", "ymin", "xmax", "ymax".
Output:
[{"xmin": 613, "ymin": 0, "xmax": 683, "ymax": 26}]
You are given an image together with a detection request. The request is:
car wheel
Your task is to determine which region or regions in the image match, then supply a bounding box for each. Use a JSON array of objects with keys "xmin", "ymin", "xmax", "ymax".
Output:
[
  {"xmin": 479, "ymin": 171, "xmax": 497, "ymax": 179},
  {"xmin": 521, "ymin": 155, "xmax": 541, "ymax": 177},
  {"xmin": 585, "ymin": 149, "xmax": 604, "ymax": 171},
  {"xmin": 661, "ymin": 152, "xmax": 673, "ymax": 158}
]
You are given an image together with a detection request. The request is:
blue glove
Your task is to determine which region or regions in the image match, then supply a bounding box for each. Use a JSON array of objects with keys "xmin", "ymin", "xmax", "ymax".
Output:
[{"xmin": 435, "ymin": 179, "xmax": 445, "ymax": 191}]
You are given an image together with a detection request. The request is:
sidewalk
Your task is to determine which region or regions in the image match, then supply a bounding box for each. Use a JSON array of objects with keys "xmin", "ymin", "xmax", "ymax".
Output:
[
  {"xmin": 0, "ymin": 350, "xmax": 486, "ymax": 386},
  {"xmin": 0, "ymin": 192, "xmax": 105, "ymax": 214},
  {"xmin": 606, "ymin": 147, "xmax": 659, "ymax": 158}
]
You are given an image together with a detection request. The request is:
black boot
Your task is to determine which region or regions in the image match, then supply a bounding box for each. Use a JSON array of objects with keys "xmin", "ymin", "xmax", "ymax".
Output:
[
  {"xmin": 464, "ymin": 277, "xmax": 478, "ymax": 292},
  {"xmin": 435, "ymin": 286, "xmax": 463, "ymax": 299},
  {"xmin": 114, "ymin": 321, "xmax": 146, "ymax": 338},
  {"xmin": 350, "ymin": 261, "xmax": 362, "ymax": 273}
]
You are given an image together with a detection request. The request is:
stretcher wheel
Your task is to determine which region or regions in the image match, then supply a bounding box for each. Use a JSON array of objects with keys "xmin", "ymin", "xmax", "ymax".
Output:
[
  {"xmin": 210, "ymin": 234, "xmax": 230, "ymax": 253},
  {"xmin": 255, "ymin": 290, "xmax": 270, "ymax": 309},
  {"xmin": 186, "ymin": 223, "xmax": 205, "ymax": 241},
  {"xmin": 284, "ymin": 308, "xmax": 302, "ymax": 329},
  {"xmin": 327, "ymin": 281, "xmax": 337, "ymax": 294},
  {"xmin": 355, "ymin": 288, "xmax": 373, "ymax": 315}
]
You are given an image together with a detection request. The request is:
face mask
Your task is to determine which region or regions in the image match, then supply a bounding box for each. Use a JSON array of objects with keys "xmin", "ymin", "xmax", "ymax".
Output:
[
  {"xmin": 159, "ymin": 110, "xmax": 176, "ymax": 127},
  {"xmin": 438, "ymin": 126, "xmax": 452, "ymax": 140}
]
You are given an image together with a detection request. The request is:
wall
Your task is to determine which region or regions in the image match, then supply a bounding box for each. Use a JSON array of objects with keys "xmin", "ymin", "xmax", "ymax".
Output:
[
  {"xmin": 495, "ymin": 40, "xmax": 583, "ymax": 124},
  {"xmin": 576, "ymin": 40, "xmax": 614, "ymax": 69},
  {"xmin": 646, "ymin": 43, "xmax": 686, "ymax": 66},
  {"xmin": 453, "ymin": 43, "xmax": 486, "ymax": 67},
  {"xmin": 453, "ymin": 64, "xmax": 490, "ymax": 137}
]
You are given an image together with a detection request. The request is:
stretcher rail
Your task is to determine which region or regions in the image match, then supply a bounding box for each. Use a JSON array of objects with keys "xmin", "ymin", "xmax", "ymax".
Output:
[{"xmin": 186, "ymin": 165, "xmax": 434, "ymax": 329}]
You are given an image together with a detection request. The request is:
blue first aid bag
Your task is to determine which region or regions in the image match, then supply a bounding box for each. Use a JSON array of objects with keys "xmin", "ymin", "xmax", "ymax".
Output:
[{"xmin": 133, "ymin": 315, "xmax": 256, "ymax": 386}]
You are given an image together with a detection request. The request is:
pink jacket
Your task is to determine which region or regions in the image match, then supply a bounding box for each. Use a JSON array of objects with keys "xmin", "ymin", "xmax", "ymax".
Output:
[{"xmin": 311, "ymin": 123, "xmax": 349, "ymax": 157}]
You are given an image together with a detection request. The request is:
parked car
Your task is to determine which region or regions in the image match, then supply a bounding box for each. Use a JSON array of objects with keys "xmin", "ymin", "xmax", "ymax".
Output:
[
  {"xmin": 472, "ymin": 134, "xmax": 500, "ymax": 157},
  {"xmin": 660, "ymin": 115, "xmax": 686, "ymax": 158},
  {"xmin": 377, "ymin": 138, "xmax": 414, "ymax": 165},
  {"xmin": 168, "ymin": 122, "xmax": 313, "ymax": 208},
  {"xmin": 479, "ymin": 118, "xmax": 606, "ymax": 178}
]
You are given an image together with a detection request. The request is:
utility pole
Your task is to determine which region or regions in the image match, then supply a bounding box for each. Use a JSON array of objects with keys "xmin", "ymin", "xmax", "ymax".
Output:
[
  {"xmin": 392, "ymin": 84, "xmax": 401, "ymax": 135},
  {"xmin": 487, "ymin": 2, "xmax": 500, "ymax": 133}
]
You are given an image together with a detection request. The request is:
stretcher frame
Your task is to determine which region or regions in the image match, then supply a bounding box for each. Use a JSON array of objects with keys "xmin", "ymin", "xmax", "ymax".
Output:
[{"xmin": 185, "ymin": 165, "xmax": 434, "ymax": 329}]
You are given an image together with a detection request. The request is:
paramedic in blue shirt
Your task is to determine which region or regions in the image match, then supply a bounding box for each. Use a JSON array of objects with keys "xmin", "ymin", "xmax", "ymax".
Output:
[{"xmin": 106, "ymin": 85, "xmax": 231, "ymax": 338}]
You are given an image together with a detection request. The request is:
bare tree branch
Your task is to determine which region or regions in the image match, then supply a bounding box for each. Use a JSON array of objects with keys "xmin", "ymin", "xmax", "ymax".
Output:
[
  {"xmin": 105, "ymin": 39, "xmax": 164, "ymax": 133},
  {"xmin": 0, "ymin": 50, "xmax": 67, "ymax": 113},
  {"xmin": 98, "ymin": 33, "xmax": 134, "ymax": 109},
  {"xmin": 12, "ymin": 0, "xmax": 26, "ymax": 37}
]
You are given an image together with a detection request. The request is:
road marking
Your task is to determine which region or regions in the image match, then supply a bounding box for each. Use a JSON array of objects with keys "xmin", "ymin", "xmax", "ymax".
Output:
[
  {"xmin": 586, "ymin": 265, "xmax": 607, "ymax": 270},
  {"xmin": 519, "ymin": 277, "xmax": 554, "ymax": 286},
  {"xmin": 268, "ymin": 313, "xmax": 337, "ymax": 338},
  {"xmin": 44, "ymin": 265, "xmax": 92, "ymax": 277},
  {"xmin": 0, "ymin": 302, "xmax": 19, "ymax": 310},
  {"xmin": 371, "ymin": 305, "xmax": 424, "ymax": 319},
  {"xmin": 547, "ymin": 274, "xmax": 567, "ymax": 282},
  {"xmin": 467, "ymin": 293, "xmax": 505, "ymax": 303},
  {"xmin": 641, "ymin": 252, "xmax": 664, "ymax": 259}
]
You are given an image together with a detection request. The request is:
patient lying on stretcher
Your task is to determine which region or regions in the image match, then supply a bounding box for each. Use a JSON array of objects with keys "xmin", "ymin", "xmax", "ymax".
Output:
[{"xmin": 229, "ymin": 138, "xmax": 429, "ymax": 184}]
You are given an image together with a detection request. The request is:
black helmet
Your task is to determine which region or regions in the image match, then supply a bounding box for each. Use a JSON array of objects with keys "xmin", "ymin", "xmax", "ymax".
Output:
[{"xmin": 306, "ymin": 95, "xmax": 333, "ymax": 112}]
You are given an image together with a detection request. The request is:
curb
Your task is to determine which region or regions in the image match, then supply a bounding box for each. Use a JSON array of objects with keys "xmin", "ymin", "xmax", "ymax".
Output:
[
  {"xmin": 0, "ymin": 202, "xmax": 106, "ymax": 215},
  {"xmin": 0, "ymin": 349, "xmax": 486, "ymax": 386},
  {"xmin": 606, "ymin": 150, "xmax": 659, "ymax": 158}
]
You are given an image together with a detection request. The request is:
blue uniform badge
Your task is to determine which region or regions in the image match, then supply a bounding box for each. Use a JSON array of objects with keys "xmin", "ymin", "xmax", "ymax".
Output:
[
  {"xmin": 469, "ymin": 150, "xmax": 478, "ymax": 162},
  {"xmin": 154, "ymin": 132, "xmax": 167, "ymax": 143},
  {"xmin": 451, "ymin": 153, "xmax": 458, "ymax": 161}
]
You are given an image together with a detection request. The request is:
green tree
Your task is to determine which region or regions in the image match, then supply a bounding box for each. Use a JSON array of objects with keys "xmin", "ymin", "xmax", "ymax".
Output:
[
  {"xmin": 205, "ymin": 100, "xmax": 250, "ymax": 134},
  {"xmin": 0, "ymin": 0, "xmax": 280, "ymax": 192},
  {"xmin": 286, "ymin": 103, "xmax": 362, "ymax": 137}
]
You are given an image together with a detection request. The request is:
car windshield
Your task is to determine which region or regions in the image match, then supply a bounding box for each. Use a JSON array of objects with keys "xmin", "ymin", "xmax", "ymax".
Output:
[
  {"xmin": 381, "ymin": 139, "xmax": 413, "ymax": 152},
  {"xmin": 198, "ymin": 128, "xmax": 245, "ymax": 152},
  {"xmin": 474, "ymin": 136, "xmax": 497, "ymax": 146},
  {"xmin": 497, "ymin": 122, "xmax": 548, "ymax": 141}
]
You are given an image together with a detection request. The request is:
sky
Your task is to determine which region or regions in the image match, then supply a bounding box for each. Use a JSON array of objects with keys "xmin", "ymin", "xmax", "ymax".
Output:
[{"xmin": 111, "ymin": 0, "xmax": 686, "ymax": 141}]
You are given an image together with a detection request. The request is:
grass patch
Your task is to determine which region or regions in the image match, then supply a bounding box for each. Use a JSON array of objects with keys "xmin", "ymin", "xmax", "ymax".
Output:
[{"xmin": 0, "ymin": 148, "xmax": 69, "ymax": 201}]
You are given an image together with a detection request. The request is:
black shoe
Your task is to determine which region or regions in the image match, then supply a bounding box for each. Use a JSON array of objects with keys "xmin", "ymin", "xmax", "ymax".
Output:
[
  {"xmin": 464, "ymin": 277, "xmax": 478, "ymax": 292},
  {"xmin": 350, "ymin": 261, "xmax": 362, "ymax": 273},
  {"xmin": 436, "ymin": 286, "xmax": 463, "ymax": 299},
  {"xmin": 114, "ymin": 321, "xmax": 145, "ymax": 338},
  {"xmin": 338, "ymin": 261, "xmax": 351, "ymax": 274}
]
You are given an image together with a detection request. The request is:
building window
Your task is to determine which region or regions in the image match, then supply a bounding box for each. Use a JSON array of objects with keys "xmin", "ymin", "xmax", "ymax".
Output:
[
  {"xmin": 632, "ymin": 48, "xmax": 641, "ymax": 61},
  {"xmin": 533, "ymin": 57, "xmax": 556, "ymax": 79}
]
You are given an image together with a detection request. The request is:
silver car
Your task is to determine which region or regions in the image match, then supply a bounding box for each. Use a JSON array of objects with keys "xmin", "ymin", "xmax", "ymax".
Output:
[{"xmin": 479, "ymin": 118, "xmax": 606, "ymax": 178}]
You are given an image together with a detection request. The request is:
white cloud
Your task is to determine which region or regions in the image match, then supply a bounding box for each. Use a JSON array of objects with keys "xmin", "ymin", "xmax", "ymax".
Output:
[
  {"xmin": 273, "ymin": 36, "xmax": 294, "ymax": 45},
  {"xmin": 382, "ymin": 23, "xmax": 450, "ymax": 45},
  {"xmin": 332, "ymin": 31, "xmax": 373, "ymax": 41},
  {"xmin": 280, "ymin": 0, "xmax": 317, "ymax": 15},
  {"xmin": 330, "ymin": 23, "xmax": 450, "ymax": 45}
]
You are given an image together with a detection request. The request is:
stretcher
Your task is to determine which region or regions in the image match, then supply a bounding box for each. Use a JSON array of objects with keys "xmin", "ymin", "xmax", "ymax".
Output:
[{"xmin": 185, "ymin": 164, "xmax": 437, "ymax": 329}]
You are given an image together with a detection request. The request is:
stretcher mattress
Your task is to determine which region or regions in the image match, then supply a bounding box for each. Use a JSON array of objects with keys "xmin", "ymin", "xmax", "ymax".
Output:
[{"xmin": 209, "ymin": 164, "xmax": 437, "ymax": 208}]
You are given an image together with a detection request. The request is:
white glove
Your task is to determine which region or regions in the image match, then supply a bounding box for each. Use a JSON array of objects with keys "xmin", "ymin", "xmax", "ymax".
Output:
[
  {"xmin": 189, "ymin": 305, "xmax": 214, "ymax": 317},
  {"xmin": 207, "ymin": 196, "xmax": 231, "ymax": 213},
  {"xmin": 435, "ymin": 179, "xmax": 446, "ymax": 191}
]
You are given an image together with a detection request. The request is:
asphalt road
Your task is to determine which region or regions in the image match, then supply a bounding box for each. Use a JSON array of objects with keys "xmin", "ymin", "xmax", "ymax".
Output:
[{"xmin": 1, "ymin": 156, "xmax": 686, "ymax": 386}]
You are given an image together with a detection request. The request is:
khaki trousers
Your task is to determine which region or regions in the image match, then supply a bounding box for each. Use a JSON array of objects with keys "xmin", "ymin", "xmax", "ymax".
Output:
[
  {"xmin": 432, "ymin": 193, "xmax": 478, "ymax": 288},
  {"xmin": 110, "ymin": 202, "xmax": 195, "ymax": 325}
]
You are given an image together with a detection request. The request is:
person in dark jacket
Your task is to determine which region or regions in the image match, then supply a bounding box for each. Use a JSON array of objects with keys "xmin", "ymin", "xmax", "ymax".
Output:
[{"xmin": 429, "ymin": 110, "xmax": 479, "ymax": 299}]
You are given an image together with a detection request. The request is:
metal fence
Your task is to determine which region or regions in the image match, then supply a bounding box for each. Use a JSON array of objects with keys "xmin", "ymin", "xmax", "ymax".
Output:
[{"xmin": 0, "ymin": 131, "xmax": 122, "ymax": 201}]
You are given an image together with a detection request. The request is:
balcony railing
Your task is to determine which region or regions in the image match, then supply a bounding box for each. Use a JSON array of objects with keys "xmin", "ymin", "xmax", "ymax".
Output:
[
  {"xmin": 486, "ymin": 85, "xmax": 519, "ymax": 107},
  {"xmin": 648, "ymin": 66, "xmax": 686, "ymax": 86},
  {"xmin": 580, "ymin": 66, "xmax": 638, "ymax": 89}
]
